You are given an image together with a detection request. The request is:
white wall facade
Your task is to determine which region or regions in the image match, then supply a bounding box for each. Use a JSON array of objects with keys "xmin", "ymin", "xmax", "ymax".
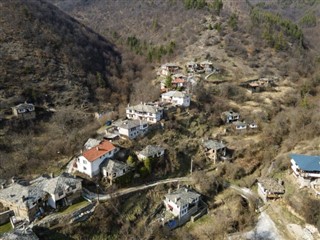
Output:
[{"xmin": 77, "ymin": 150, "xmax": 115, "ymax": 177}]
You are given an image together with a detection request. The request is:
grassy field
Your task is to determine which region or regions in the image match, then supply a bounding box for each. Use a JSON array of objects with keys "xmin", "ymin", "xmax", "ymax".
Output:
[
  {"xmin": 0, "ymin": 222, "xmax": 12, "ymax": 234},
  {"xmin": 58, "ymin": 199, "xmax": 90, "ymax": 215}
]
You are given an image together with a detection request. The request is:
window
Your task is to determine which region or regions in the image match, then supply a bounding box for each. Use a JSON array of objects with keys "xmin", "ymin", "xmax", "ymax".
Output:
[
  {"xmin": 83, "ymin": 159, "xmax": 87, "ymax": 164},
  {"xmin": 83, "ymin": 166, "xmax": 87, "ymax": 170}
]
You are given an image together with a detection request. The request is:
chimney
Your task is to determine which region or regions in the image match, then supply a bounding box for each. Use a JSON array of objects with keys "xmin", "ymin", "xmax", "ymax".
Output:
[
  {"xmin": 177, "ymin": 184, "xmax": 180, "ymax": 189},
  {"xmin": 0, "ymin": 184, "xmax": 5, "ymax": 189},
  {"xmin": 50, "ymin": 172, "xmax": 54, "ymax": 178},
  {"xmin": 168, "ymin": 188, "xmax": 171, "ymax": 194}
]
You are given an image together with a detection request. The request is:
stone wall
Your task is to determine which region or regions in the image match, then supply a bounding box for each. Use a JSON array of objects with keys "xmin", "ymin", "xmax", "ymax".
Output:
[{"xmin": 0, "ymin": 210, "xmax": 14, "ymax": 225}]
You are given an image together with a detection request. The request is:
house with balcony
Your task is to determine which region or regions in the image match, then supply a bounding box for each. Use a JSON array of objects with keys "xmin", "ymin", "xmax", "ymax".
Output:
[
  {"xmin": 126, "ymin": 103, "xmax": 163, "ymax": 123},
  {"xmin": 290, "ymin": 154, "xmax": 320, "ymax": 187},
  {"xmin": 113, "ymin": 119, "xmax": 148, "ymax": 139},
  {"xmin": 163, "ymin": 187, "xmax": 206, "ymax": 229},
  {"xmin": 161, "ymin": 91, "xmax": 191, "ymax": 107},
  {"xmin": 76, "ymin": 140, "xmax": 117, "ymax": 178},
  {"xmin": 257, "ymin": 178, "xmax": 285, "ymax": 203}
]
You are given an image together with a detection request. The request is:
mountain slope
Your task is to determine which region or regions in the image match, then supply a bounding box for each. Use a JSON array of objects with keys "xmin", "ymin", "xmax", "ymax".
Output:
[{"xmin": 0, "ymin": 0, "xmax": 124, "ymax": 109}]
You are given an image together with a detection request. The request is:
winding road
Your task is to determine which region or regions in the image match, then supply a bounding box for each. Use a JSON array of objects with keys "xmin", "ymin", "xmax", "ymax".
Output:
[{"xmin": 83, "ymin": 177, "xmax": 190, "ymax": 201}]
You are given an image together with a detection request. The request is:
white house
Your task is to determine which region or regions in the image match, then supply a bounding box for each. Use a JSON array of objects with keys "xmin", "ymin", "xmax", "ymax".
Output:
[
  {"xmin": 43, "ymin": 173, "xmax": 82, "ymax": 209},
  {"xmin": 126, "ymin": 103, "xmax": 163, "ymax": 123},
  {"xmin": 76, "ymin": 140, "xmax": 117, "ymax": 177},
  {"xmin": 161, "ymin": 91, "xmax": 191, "ymax": 107},
  {"xmin": 101, "ymin": 160, "xmax": 130, "ymax": 185},
  {"xmin": 291, "ymin": 154, "xmax": 320, "ymax": 180},
  {"xmin": 137, "ymin": 145, "xmax": 165, "ymax": 160},
  {"xmin": 164, "ymin": 187, "xmax": 200, "ymax": 219},
  {"xmin": 114, "ymin": 119, "xmax": 148, "ymax": 139},
  {"xmin": 233, "ymin": 121, "xmax": 247, "ymax": 130}
]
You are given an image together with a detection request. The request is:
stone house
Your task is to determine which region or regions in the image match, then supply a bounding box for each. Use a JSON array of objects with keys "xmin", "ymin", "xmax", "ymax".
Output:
[
  {"xmin": 0, "ymin": 173, "xmax": 82, "ymax": 221},
  {"xmin": 158, "ymin": 63, "xmax": 181, "ymax": 76},
  {"xmin": 101, "ymin": 160, "xmax": 130, "ymax": 185},
  {"xmin": 257, "ymin": 178, "xmax": 285, "ymax": 203},
  {"xmin": 202, "ymin": 139, "xmax": 227, "ymax": 164},
  {"xmin": 137, "ymin": 145, "xmax": 165, "ymax": 160}
]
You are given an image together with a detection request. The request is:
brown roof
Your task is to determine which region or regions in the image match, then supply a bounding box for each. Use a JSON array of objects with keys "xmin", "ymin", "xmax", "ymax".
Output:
[
  {"xmin": 82, "ymin": 141, "xmax": 115, "ymax": 162},
  {"xmin": 172, "ymin": 78, "xmax": 186, "ymax": 84},
  {"xmin": 258, "ymin": 178, "xmax": 285, "ymax": 194}
]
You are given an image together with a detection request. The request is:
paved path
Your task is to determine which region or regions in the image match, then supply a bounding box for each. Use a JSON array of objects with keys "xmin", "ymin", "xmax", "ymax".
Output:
[{"xmin": 83, "ymin": 177, "xmax": 190, "ymax": 201}]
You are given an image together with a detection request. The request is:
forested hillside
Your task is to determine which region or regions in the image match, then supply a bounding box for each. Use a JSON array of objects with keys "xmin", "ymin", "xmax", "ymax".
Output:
[{"xmin": 0, "ymin": 0, "xmax": 124, "ymax": 109}]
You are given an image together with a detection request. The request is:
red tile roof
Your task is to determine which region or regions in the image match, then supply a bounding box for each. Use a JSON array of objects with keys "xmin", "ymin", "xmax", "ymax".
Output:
[
  {"xmin": 82, "ymin": 141, "xmax": 115, "ymax": 162},
  {"xmin": 172, "ymin": 78, "xmax": 186, "ymax": 84}
]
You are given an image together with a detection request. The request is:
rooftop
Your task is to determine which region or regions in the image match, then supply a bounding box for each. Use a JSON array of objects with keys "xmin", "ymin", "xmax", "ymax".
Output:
[
  {"xmin": 139, "ymin": 145, "xmax": 164, "ymax": 157},
  {"xmin": 172, "ymin": 78, "xmax": 186, "ymax": 84},
  {"xmin": 291, "ymin": 154, "xmax": 320, "ymax": 172},
  {"xmin": 43, "ymin": 173, "xmax": 81, "ymax": 195},
  {"xmin": 233, "ymin": 121, "xmax": 247, "ymax": 127},
  {"xmin": 0, "ymin": 229, "xmax": 39, "ymax": 240},
  {"xmin": 83, "ymin": 138, "xmax": 101, "ymax": 150},
  {"xmin": 222, "ymin": 110, "xmax": 239, "ymax": 117},
  {"xmin": 203, "ymin": 140, "xmax": 226, "ymax": 150},
  {"xmin": 102, "ymin": 160, "xmax": 129, "ymax": 175},
  {"xmin": 82, "ymin": 140, "xmax": 116, "ymax": 162},
  {"xmin": 162, "ymin": 91, "xmax": 188, "ymax": 98},
  {"xmin": 0, "ymin": 178, "xmax": 47, "ymax": 209},
  {"xmin": 126, "ymin": 103, "xmax": 163, "ymax": 114},
  {"xmin": 13, "ymin": 103, "xmax": 34, "ymax": 110},
  {"xmin": 165, "ymin": 187, "xmax": 200, "ymax": 208},
  {"xmin": 114, "ymin": 119, "xmax": 148, "ymax": 130},
  {"xmin": 258, "ymin": 178, "xmax": 285, "ymax": 194},
  {"xmin": 0, "ymin": 173, "xmax": 81, "ymax": 209}
]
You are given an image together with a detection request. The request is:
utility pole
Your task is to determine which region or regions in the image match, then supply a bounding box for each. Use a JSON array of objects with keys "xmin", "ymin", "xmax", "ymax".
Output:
[{"xmin": 96, "ymin": 183, "xmax": 100, "ymax": 203}]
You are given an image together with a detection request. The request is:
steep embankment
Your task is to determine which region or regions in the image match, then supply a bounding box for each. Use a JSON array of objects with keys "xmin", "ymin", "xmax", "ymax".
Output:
[{"xmin": 0, "ymin": 0, "xmax": 124, "ymax": 109}]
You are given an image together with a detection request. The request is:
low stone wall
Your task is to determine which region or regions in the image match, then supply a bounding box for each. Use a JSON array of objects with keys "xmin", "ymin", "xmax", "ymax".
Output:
[
  {"xmin": 0, "ymin": 210, "xmax": 14, "ymax": 225},
  {"xmin": 34, "ymin": 202, "xmax": 95, "ymax": 228}
]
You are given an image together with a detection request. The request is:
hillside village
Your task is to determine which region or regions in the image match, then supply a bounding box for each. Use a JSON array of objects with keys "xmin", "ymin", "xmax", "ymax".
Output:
[
  {"xmin": 2, "ymin": 58, "xmax": 320, "ymax": 239},
  {"xmin": 2, "ymin": 0, "xmax": 320, "ymax": 239}
]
